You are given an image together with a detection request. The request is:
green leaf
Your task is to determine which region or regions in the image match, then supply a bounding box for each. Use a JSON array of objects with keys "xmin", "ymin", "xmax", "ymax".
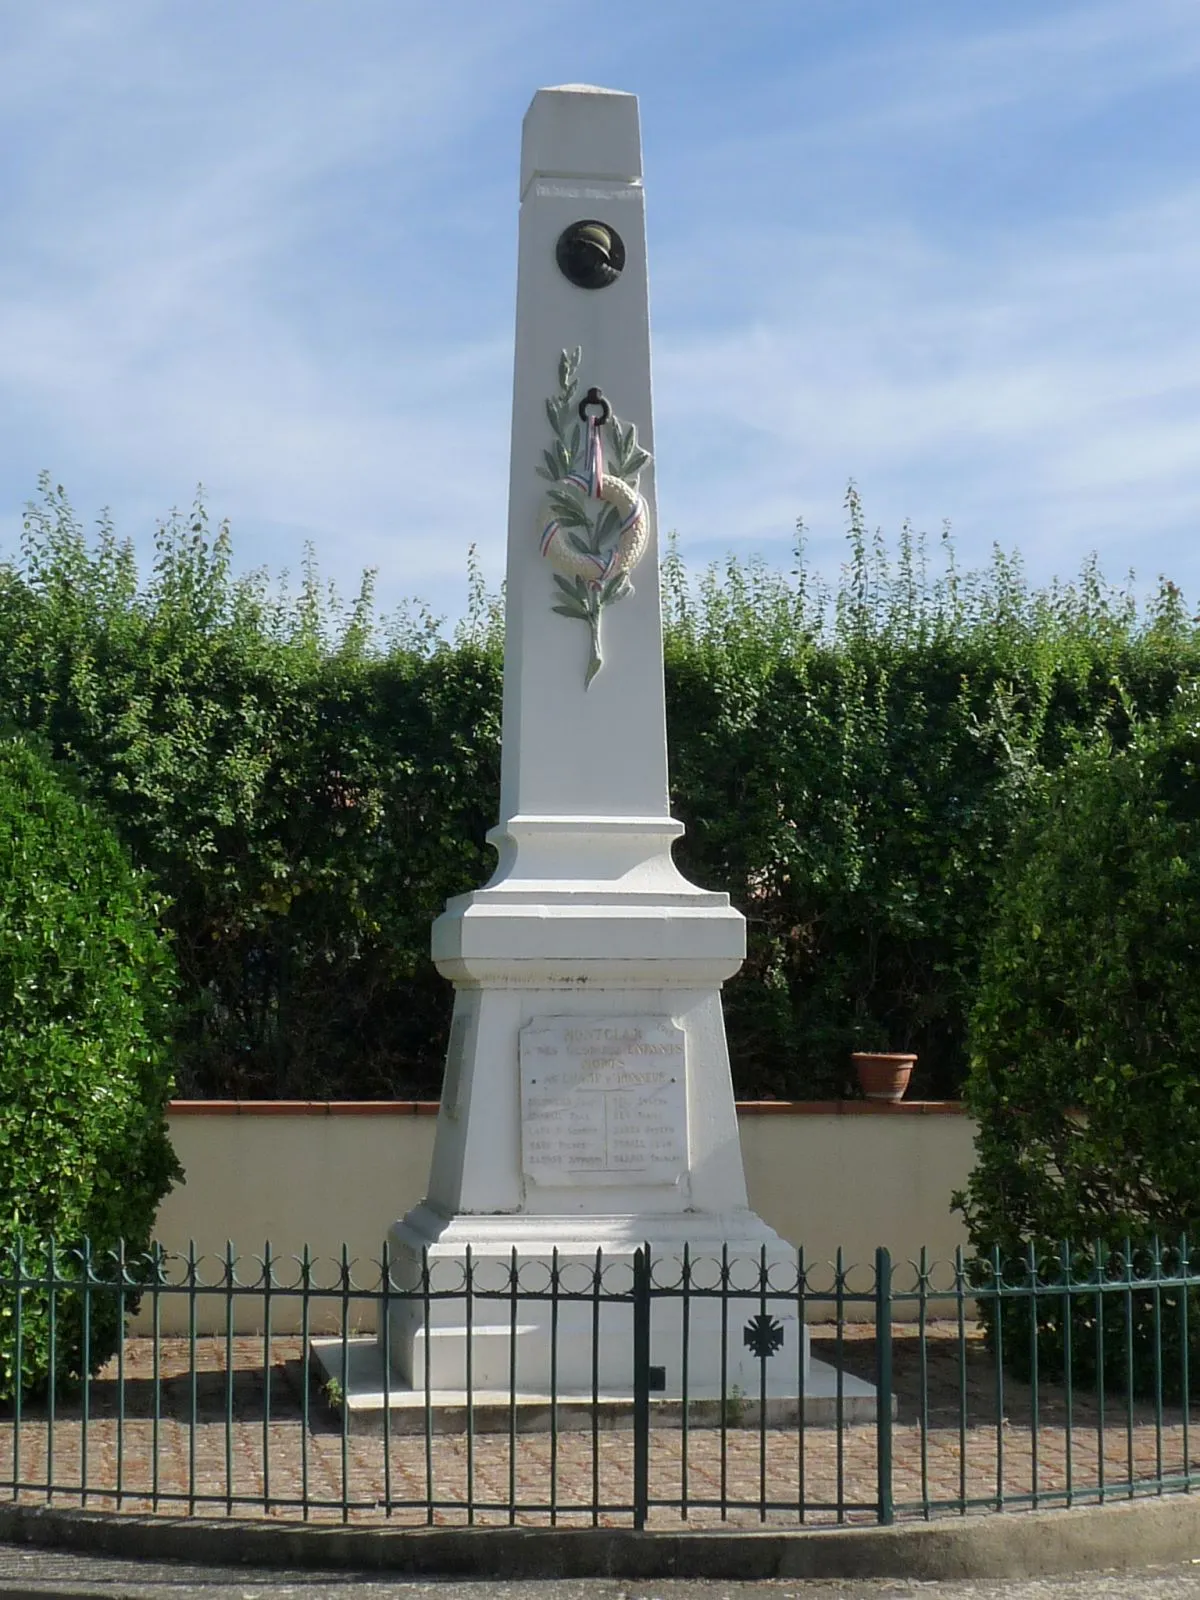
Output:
[
  {"xmin": 548, "ymin": 508, "xmax": 587, "ymax": 534},
  {"xmin": 546, "ymin": 494, "xmax": 591, "ymax": 532},
  {"xmin": 594, "ymin": 504, "xmax": 621, "ymax": 545},
  {"xmin": 601, "ymin": 573, "xmax": 634, "ymax": 604},
  {"xmin": 551, "ymin": 603, "xmax": 588, "ymax": 620},
  {"xmin": 558, "ymin": 347, "xmax": 580, "ymax": 391}
]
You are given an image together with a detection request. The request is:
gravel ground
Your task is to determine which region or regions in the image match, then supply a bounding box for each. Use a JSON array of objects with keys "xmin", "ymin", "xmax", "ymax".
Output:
[{"xmin": 3, "ymin": 1544, "xmax": 1200, "ymax": 1599}]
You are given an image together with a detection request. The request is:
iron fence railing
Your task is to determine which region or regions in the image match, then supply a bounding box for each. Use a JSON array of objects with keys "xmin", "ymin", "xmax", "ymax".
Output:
[{"xmin": 1, "ymin": 1237, "xmax": 1197, "ymax": 1528}]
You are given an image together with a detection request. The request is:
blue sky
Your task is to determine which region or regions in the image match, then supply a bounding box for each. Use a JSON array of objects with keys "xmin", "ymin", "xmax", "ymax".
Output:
[{"xmin": 1, "ymin": 1, "xmax": 1197, "ymax": 624}]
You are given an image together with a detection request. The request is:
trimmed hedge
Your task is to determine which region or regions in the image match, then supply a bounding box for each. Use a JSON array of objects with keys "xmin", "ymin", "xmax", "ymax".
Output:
[
  {"xmin": 959, "ymin": 691, "xmax": 1200, "ymax": 1252},
  {"xmin": 966, "ymin": 694, "xmax": 1200, "ymax": 1395},
  {"xmin": 2, "ymin": 476, "xmax": 1199, "ymax": 1102},
  {"xmin": 0, "ymin": 729, "xmax": 180, "ymax": 1401},
  {"xmin": 956, "ymin": 690, "xmax": 1200, "ymax": 1392},
  {"xmin": 662, "ymin": 515, "xmax": 1200, "ymax": 1098}
]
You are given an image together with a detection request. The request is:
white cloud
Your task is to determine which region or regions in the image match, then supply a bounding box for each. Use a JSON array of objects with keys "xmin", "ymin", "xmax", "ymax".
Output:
[
  {"xmin": 701, "ymin": 0, "xmax": 1200, "ymax": 164},
  {"xmin": 652, "ymin": 171, "xmax": 1200, "ymax": 593},
  {"xmin": 0, "ymin": 0, "xmax": 1197, "ymax": 621},
  {"xmin": 0, "ymin": 3, "xmax": 547, "ymax": 607}
]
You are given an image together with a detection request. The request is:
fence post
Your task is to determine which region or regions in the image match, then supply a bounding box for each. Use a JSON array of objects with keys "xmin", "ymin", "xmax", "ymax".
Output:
[
  {"xmin": 875, "ymin": 1245, "xmax": 894, "ymax": 1526},
  {"xmin": 12, "ymin": 1236, "xmax": 23, "ymax": 1501},
  {"xmin": 632, "ymin": 1246, "xmax": 651, "ymax": 1530}
]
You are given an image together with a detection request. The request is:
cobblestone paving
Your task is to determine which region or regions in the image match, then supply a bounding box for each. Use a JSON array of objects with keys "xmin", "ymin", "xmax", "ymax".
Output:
[{"xmin": 2, "ymin": 1324, "xmax": 1197, "ymax": 1528}]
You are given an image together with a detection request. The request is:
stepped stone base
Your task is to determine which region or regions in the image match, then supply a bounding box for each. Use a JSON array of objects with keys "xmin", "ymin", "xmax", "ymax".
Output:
[{"xmin": 308, "ymin": 1335, "xmax": 882, "ymax": 1435}]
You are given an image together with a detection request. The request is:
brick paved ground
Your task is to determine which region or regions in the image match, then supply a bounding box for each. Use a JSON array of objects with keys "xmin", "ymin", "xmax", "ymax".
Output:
[{"xmin": 2, "ymin": 1323, "xmax": 1197, "ymax": 1529}]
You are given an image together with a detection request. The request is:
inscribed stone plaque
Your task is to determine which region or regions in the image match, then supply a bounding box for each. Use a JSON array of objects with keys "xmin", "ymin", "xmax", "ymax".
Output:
[{"xmin": 519, "ymin": 1016, "xmax": 687, "ymax": 1186}]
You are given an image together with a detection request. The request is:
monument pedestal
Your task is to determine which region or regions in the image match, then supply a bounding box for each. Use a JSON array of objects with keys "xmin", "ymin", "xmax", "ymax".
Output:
[{"xmin": 379, "ymin": 810, "xmax": 816, "ymax": 1403}]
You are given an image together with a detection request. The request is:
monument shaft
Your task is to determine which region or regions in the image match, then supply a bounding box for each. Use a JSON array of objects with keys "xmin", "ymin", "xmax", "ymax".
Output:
[{"xmin": 504, "ymin": 91, "xmax": 664, "ymax": 818}]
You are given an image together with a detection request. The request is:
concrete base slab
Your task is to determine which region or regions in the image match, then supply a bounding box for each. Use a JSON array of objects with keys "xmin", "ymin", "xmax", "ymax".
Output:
[{"xmin": 308, "ymin": 1335, "xmax": 882, "ymax": 1433}]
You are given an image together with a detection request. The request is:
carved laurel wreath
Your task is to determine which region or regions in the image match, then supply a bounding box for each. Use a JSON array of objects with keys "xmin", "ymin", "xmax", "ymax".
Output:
[{"xmin": 536, "ymin": 346, "xmax": 652, "ymax": 686}]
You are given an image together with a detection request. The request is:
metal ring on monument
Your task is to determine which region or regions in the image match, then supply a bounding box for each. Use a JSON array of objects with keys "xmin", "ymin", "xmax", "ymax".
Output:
[{"xmin": 578, "ymin": 387, "xmax": 611, "ymax": 424}]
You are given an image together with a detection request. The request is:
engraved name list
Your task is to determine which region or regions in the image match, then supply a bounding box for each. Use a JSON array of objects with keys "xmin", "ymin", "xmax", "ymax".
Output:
[{"xmin": 519, "ymin": 1016, "xmax": 687, "ymax": 1187}]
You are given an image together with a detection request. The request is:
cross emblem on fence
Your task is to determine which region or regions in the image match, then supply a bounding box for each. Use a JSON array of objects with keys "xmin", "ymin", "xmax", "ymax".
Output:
[{"xmin": 743, "ymin": 1313, "xmax": 785, "ymax": 1359}]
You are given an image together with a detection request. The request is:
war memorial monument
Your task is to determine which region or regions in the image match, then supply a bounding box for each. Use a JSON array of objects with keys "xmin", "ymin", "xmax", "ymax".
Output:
[{"xmin": 314, "ymin": 84, "xmax": 873, "ymax": 1425}]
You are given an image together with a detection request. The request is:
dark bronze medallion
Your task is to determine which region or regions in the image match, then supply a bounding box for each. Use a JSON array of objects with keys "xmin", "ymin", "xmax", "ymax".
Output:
[{"xmin": 555, "ymin": 220, "xmax": 625, "ymax": 289}]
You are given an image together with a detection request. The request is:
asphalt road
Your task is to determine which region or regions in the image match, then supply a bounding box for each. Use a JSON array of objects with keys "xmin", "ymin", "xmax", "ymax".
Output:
[{"xmin": 4, "ymin": 1546, "xmax": 1200, "ymax": 1600}]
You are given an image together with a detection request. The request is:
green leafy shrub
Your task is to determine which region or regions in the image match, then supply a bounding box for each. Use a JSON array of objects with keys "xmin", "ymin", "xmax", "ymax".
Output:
[
  {"xmin": 663, "ymin": 496, "xmax": 1200, "ymax": 1097},
  {"xmin": 0, "ymin": 479, "xmax": 501, "ymax": 1101},
  {"xmin": 967, "ymin": 1238, "xmax": 1199, "ymax": 1403},
  {"xmin": 0, "ymin": 731, "xmax": 181, "ymax": 1401},
  {"xmin": 2, "ymin": 475, "xmax": 1199, "ymax": 1102},
  {"xmin": 956, "ymin": 691, "xmax": 1200, "ymax": 1391}
]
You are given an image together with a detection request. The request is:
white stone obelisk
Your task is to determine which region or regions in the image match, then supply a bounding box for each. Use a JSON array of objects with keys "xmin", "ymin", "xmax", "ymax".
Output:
[{"xmin": 385, "ymin": 85, "xmax": 806, "ymax": 1401}]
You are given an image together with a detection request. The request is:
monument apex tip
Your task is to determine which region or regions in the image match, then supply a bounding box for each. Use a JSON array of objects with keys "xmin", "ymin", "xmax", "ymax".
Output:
[
  {"xmin": 540, "ymin": 83, "xmax": 635, "ymax": 97},
  {"xmin": 521, "ymin": 85, "xmax": 642, "ymax": 193}
]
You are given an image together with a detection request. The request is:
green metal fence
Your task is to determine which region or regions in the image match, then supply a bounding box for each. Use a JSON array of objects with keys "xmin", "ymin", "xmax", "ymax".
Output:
[{"xmin": 0, "ymin": 1237, "xmax": 1196, "ymax": 1528}]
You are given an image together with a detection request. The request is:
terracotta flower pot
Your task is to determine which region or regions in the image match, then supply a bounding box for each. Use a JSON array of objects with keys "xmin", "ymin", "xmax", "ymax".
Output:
[{"xmin": 851, "ymin": 1052, "xmax": 917, "ymax": 1103}]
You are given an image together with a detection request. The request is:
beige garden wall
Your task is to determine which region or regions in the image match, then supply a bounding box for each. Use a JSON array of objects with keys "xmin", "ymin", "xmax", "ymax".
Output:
[{"xmin": 141, "ymin": 1101, "xmax": 976, "ymax": 1332}]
